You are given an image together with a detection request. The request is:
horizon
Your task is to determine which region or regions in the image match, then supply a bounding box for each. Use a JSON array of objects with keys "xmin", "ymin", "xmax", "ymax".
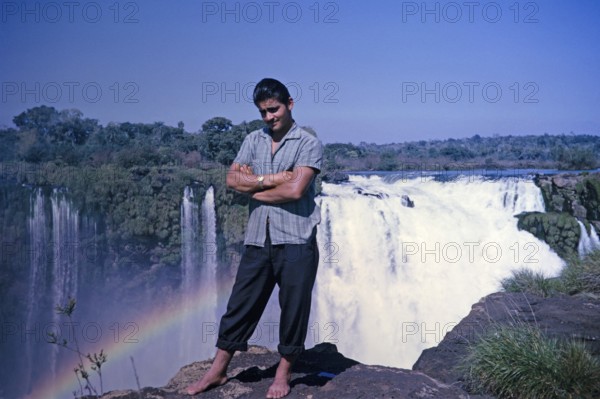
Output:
[
  {"xmin": 2, "ymin": 1, "xmax": 600, "ymax": 144},
  {"xmin": 4, "ymin": 104, "xmax": 600, "ymax": 146}
]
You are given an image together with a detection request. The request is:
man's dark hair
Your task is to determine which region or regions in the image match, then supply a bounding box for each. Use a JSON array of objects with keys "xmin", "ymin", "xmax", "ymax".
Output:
[{"xmin": 253, "ymin": 78, "xmax": 291, "ymax": 105}]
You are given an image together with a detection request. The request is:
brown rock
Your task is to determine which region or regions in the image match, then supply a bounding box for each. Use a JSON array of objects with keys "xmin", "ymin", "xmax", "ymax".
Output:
[
  {"xmin": 99, "ymin": 343, "xmax": 473, "ymax": 399},
  {"xmin": 413, "ymin": 292, "xmax": 600, "ymax": 388}
]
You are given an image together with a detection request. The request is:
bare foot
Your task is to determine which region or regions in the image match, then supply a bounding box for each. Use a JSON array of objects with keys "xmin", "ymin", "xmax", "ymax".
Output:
[
  {"xmin": 186, "ymin": 349, "xmax": 233, "ymax": 395},
  {"xmin": 186, "ymin": 371, "xmax": 228, "ymax": 395},
  {"xmin": 266, "ymin": 375, "xmax": 291, "ymax": 398},
  {"xmin": 266, "ymin": 355, "xmax": 295, "ymax": 398}
]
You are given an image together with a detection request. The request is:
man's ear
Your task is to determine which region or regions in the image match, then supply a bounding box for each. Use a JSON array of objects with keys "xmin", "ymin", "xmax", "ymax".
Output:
[{"xmin": 287, "ymin": 97, "xmax": 294, "ymax": 111}]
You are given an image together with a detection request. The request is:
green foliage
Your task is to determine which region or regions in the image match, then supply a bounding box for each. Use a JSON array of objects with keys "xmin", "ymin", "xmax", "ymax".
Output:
[
  {"xmin": 324, "ymin": 143, "xmax": 366, "ymax": 170},
  {"xmin": 463, "ymin": 324, "xmax": 600, "ymax": 398},
  {"xmin": 377, "ymin": 150, "xmax": 398, "ymax": 171},
  {"xmin": 327, "ymin": 134, "xmax": 600, "ymax": 172},
  {"xmin": 13, "ymin": 105, "xmax": 61, "ymax": 135},
  {"xmin": 554, "ymin": 146, "xmax": 599, "ymax": 170},
  {"xmin": 199, "ymin": 117, "xmax": 264, "ymax": 165},
  {"xmin": 501, "ymin": 268, "xmax": 563, "ymax": 297}
]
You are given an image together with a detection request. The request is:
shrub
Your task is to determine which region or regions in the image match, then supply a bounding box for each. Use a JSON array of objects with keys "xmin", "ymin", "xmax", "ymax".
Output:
[{"xmin": 463, "ymin": 324, "xmax": 600, "ymax": 398}]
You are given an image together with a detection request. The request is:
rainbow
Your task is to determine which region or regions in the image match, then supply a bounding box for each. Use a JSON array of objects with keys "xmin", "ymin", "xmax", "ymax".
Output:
[{"xmin": 25, "ymin": 278, "xmax": 233, "ymax": 399}]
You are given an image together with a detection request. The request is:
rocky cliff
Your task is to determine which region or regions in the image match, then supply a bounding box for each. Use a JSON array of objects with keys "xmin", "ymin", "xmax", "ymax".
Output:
[
  {"xmin": 517, "ymin": 172, "xmax": 600, "ymax": 257},
  {"xmin": 96, "ymin": 343, "xmax": 473, "ymax": 399},
  {"xmin": 94, "ymin": 290, "xmax": 600, "ymax": 399}
]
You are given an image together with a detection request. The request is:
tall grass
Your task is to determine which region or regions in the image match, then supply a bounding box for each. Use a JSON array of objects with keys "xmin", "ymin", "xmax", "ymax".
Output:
[
  {"xmin": 501, "ymin": 269, "xmax": 562, "ymax": 297},
  {"xmin": 463, "ymin": 324, "xmax": 600, "ymax": 398},
  {"xmin": 561, "ymin": 250, "xmax": 600, "ymax": 295},
  {"xmin": 502, "ymin": 249, "xmax": 600, "ymax": 297}
]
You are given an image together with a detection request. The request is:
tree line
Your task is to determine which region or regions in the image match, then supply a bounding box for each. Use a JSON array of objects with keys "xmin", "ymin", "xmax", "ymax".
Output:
[{"xmin": 2, "ymin": 106, "xmax": 598, "ymax": 173}]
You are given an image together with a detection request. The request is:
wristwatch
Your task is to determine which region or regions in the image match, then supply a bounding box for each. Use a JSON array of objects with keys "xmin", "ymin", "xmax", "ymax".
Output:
[{"xmin": 257, "ymin": 175, "xmax": 265, "ymax": 189}]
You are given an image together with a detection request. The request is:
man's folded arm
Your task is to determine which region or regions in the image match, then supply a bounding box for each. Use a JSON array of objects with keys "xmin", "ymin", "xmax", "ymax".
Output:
[
  {"xmin": 226, "ymin": 162, "xmax": 292, "ymax": 193},
  {"xmin": 251, "ymin": 166, "xmax": 316, "ymax": 204}
]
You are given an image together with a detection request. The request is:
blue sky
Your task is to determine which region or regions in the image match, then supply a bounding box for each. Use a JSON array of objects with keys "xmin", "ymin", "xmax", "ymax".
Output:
[{"xmin": 2, "ymin": 0, "xmax": 600, "ymax": 143}]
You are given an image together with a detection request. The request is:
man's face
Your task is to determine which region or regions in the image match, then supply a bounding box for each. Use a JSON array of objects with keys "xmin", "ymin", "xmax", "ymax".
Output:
[{"xmin": 257, "ymin": 97, "xmax": 294, "ymax": 135}]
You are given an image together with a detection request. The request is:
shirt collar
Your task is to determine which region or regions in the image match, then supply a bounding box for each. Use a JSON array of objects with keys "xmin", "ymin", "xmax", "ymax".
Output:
[{"xmin": 259, "ymin": 122, "xmax": 300, "ymax": 141}]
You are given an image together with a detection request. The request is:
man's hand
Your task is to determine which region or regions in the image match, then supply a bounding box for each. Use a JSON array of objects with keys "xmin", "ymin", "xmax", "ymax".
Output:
[{"xmin": 239, "ymin": 164, "xmax": 254, "ymax": 175}]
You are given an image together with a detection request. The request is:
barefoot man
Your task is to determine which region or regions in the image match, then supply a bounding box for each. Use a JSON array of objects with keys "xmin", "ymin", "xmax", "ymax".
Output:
[{"xmin": 186, "ymin": 78, "xmax": 323, "ymax": 398}]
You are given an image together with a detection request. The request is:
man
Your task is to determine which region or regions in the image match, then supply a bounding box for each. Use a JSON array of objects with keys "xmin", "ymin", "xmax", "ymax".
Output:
[{"xmin": 186, "ymin": 78, "xmax": 323, "ymax": 398}]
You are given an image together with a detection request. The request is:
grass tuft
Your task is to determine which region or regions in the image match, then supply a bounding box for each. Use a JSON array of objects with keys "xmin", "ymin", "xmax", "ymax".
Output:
[
  {"xmin": 463, "ymin": 324, "xmax": 600, "ymax": 398},
  {"xmin": 561, "ymin": 250, "xmax": 600, "ymax": 295},
  {"xmin": 501, "ymin": 269, "xmax": 562, "ymax": 297},
  {"xmin": 502, "ymin": 250, "xmax": 600, "ymax": 297}
]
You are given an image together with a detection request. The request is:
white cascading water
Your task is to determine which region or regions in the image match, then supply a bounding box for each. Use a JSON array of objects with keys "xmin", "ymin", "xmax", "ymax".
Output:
[
  {"xmin": 180, "ymin": 186, "xmax": 200, "ymax": 361},
  {"xmin": 312, "ymin": 175, "xmax": 565, "ymax": 368},
  {"xmin": 199, "ymin": 186, "xmax": 219, "ymax": 325},
  {"xmin": 577, "ymin": 220, "xmax": 600, "ymax": 258},
  {"xmin": 180, "ymin": 186, "xmax": 219, "ymax": 364},
  {"xmin": 25, "ymin": 189, "xmax": 48, "ymax": 391},
  {"xmin": 50, "ymin": 189, "xmax": 80, "ymax": 378}
]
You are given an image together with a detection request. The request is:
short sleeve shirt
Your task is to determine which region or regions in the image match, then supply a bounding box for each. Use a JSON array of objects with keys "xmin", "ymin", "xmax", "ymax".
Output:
[{"xmin": 233, "ymin": 123, "xmax": 323, "ymax": 246}]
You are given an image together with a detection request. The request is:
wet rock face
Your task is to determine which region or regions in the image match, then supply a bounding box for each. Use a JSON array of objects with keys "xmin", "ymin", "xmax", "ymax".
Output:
[
  {"xmin": 536, "ymin": 173, "xmax": 600, "ymax": 220},
  {"xmin": 401, "ymin": 194, "xmax": 415, "ymax": 208},
  {"xmin": 516, "ymin": 211, "xmax": 580, "ymax": 258},
  {"xmin": 520, "ymin": 173, "xmax": 600, "ymax": 257},
  {"xmin": 320, "ymin": 171, "xmax": 349, "ymax": 184}
]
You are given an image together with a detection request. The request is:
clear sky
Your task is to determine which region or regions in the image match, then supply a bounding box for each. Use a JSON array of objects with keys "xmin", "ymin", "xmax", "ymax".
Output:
[{"xmin": 2, "ymin": 0, "xmax": 600, "ymax": 143}]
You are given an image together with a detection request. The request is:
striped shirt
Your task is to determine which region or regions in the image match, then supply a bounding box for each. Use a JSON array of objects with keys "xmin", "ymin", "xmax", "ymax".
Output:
[{"xmin": 234, "ymin": 123, "xmax": 323, "ymax": 246}]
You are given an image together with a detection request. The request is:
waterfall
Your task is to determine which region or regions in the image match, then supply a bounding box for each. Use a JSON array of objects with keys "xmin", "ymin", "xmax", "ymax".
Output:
[
  {"xmin": 22, "ymin": 189, "xmax": 83, "ymax": 396},
  {"xmin": 50, "ymin": 189, "xmax": 80, "ymax": 377},
  {"xmin": 180, "ymin": 185, "xmax": 200, "ymax": 361},
  {"xmin": 24, "ymin": 189, "xmax": 48, "ymax": 391},
  {"xmin": 180, "ymin": 186, "xmax": 218, "ymax": 364},
  {"xmin": 313, "ymin": 175, "xmax": 564, "ymax": 368},
  {"xmin": 577, "ymin": 220, "xmax": 600, "ymax": 258},
  {"xmin": 200, "ymin": 186, "xmax": 218, "ymax": 321}
]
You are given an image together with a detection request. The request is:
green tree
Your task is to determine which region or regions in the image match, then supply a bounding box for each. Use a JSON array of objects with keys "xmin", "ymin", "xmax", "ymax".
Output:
[
  {"xmin": 199, "ymin": 117, "xmax": 249, "ymax": 165},
  {"xmin": 13, "ymin": 105, "xmax": 60, "ymax": 135}
]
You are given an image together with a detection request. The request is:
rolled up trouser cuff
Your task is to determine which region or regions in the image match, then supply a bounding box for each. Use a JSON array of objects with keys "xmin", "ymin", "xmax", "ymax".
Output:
[
  {"xmin": 217, "ymin": 338, "xmax": 248, "ymax": 352},
  {"xmin": 278, "ymin": 344, "xmax": 304, "ymax": 356}
]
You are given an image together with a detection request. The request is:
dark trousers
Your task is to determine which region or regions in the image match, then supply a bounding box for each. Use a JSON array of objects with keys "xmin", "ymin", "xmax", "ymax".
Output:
[{"xmin": 216, "ymin": 228, "xmax": 319, "ymax": 356}]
